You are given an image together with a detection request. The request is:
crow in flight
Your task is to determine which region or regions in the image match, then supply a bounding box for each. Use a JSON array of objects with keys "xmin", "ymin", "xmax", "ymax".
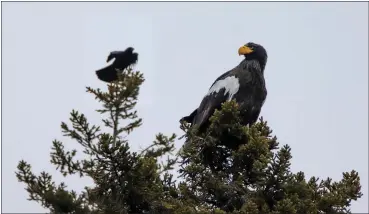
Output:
[{"xmin": 96, "ymin": 47, "xmax": 138, "ymax": 83}]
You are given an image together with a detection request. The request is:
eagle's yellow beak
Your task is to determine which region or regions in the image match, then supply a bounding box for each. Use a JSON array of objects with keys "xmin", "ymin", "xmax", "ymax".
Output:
[{"xmin": 238, "ymin": 45, "xmax": 253, "ymax": 55}]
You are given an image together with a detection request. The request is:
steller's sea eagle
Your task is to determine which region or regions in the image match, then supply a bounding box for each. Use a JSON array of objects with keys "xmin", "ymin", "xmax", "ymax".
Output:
[
  {"xmin": 96, "ymin": 47, "xmax": 138, "ymax": 83},
  {"xmin": 181, "ymin": 42, "xmax": 268, "ymax": 133}
]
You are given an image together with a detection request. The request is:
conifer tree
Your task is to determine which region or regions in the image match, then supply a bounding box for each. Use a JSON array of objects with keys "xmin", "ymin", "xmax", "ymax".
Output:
[{"xmin": 16, "ymin": 67, "xmax": 363, "ymax": 214}]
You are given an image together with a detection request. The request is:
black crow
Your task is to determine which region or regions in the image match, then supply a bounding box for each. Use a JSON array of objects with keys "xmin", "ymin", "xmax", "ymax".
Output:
[{"xmin": 96, "ymin": 47, "xmax": 138, "ymax": 83}]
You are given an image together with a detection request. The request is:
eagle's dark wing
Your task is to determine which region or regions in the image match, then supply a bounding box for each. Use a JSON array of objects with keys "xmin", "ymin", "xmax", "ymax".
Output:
[
  {"xmin": 181, "ymin": 109, "xmax": 198, "ymax": 123},
  {"xmin": 192, "ymin": 90, "xmax": 229, "ymax": 131},
  {"xmin": 209, "ymin": 69, "xmax": 233, "ymax": 89},
  {"xmin": 180, "ymin": 70, "xmax": 234, "ymax": 124},
  {"xmin": 191, "ymin": 68, "xmax": 239, "ymax": 131}
]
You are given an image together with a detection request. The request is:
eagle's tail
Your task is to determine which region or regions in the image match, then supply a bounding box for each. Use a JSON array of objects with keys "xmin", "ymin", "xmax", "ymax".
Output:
[{"xmin": 96, "ymin": 65, "xmax": 118, "ymax": 83}]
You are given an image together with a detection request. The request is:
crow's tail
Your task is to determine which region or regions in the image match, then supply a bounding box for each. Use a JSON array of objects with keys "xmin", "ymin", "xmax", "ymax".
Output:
[{"xmin": 96, "ymin": 65, "xmax": 118, "ymax": 83}]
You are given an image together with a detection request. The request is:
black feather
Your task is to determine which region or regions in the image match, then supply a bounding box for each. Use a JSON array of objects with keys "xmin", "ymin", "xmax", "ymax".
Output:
[
  {"xmin": 180, "ymin": 109, "xmax": 197, "ymax": 123},
  {"xmin": 96, "ymin": 66, "xmax": 119, "ymax": 83},
  {"xmin": 95, "ymin": 47, "xmax": 138, "ymax": 83}
]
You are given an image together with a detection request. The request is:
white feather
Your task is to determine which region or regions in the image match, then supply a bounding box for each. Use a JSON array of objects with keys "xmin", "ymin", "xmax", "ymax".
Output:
[{"xmin": 206, "ymin": 76, "xmax": 240, "ymax": 101}]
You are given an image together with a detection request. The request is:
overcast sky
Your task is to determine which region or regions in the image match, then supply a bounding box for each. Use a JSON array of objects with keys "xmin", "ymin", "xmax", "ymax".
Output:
[{"xmin": 2, "ymin": 2, "xmax": 368, "ymax": 213}]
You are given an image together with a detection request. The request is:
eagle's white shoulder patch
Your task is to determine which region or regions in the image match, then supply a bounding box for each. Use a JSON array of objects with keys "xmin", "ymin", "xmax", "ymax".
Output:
[{"xmin": 206, "ymin": 76, "xmax": 240, "ymax": 101}]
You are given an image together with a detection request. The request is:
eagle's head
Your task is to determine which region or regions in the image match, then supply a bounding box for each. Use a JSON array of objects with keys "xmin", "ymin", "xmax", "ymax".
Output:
[{"xmin": 238, "ymin": 42, "xmax": 268, "ymax": 71}]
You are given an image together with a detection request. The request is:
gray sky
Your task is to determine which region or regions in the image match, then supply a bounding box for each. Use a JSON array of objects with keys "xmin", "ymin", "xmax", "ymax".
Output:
[{"xmin": 2, "ymin": 2, "xmax": 368, "ymax": 213}]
